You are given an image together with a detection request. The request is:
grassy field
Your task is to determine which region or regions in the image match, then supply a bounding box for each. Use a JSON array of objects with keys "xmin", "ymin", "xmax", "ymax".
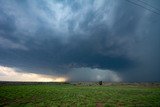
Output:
[{"xmin": 0, "ymin": 83, "xmax": 160, "ymax": 107}]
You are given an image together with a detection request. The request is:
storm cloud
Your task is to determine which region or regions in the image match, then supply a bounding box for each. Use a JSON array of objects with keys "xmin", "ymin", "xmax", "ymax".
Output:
[{"xmin": 0, "ymin": 0, "xmax": 160, "ymax": 82}]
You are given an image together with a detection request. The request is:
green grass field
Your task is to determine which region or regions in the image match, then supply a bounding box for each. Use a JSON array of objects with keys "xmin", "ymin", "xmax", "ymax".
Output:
[{"xmin": 0, "ymin": 83, "xmax": 160, "ymax": 107}]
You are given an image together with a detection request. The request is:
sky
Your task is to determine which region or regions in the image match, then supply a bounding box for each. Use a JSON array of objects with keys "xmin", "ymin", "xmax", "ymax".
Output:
[{"xmin": 0, "ymin": 0, "xmax": 160, "ymax": 82}]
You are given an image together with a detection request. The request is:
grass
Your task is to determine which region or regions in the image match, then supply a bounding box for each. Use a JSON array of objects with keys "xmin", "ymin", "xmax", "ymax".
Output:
[{"xmin": 0, "ymin": 83, "xmax": 160, "ymax": 107}]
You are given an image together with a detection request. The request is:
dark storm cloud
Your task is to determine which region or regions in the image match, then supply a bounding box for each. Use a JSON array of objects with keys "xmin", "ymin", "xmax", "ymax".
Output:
[{"xmin": 0, "ymin": 0, "xmax": 160, "ymax": 81}]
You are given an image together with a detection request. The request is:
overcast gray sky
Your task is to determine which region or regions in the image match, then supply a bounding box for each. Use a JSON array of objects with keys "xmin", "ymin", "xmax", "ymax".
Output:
[{"xmin": 0, "ymin": 0, "xmax": 160, "ymax": 82}]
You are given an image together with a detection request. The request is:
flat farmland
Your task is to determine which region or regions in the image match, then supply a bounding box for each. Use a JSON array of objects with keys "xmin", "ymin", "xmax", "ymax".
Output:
[{"xmin": 0, "ymin": 82, "xmax": 160, "ymax": 107}]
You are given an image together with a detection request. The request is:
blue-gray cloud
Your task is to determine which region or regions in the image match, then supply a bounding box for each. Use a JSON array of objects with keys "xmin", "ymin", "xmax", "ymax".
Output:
[{"xmin": 0, "ymin": 0, "xmax": 160, "ymax": 81}]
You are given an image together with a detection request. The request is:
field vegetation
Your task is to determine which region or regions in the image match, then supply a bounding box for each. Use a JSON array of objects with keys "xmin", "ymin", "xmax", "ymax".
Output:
[{"xmin": 0, "ymin": 82, "xmax": 160, "ymax": 107}]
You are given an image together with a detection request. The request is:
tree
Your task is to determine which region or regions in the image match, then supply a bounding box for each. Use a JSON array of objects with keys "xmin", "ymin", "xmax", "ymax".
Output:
[{"xmin": 99, "ymin": 81, "xmax": 102, "ymax": 85}]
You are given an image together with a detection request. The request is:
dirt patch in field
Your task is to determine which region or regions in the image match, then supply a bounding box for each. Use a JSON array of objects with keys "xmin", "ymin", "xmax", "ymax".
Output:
[{"xmin": 96, "ymin": 102, "xmax": 104, "ymax": 107}]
